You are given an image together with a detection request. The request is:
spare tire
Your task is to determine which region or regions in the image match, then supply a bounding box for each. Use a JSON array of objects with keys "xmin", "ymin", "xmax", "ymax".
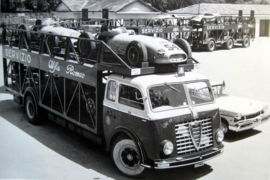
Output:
[
  {"xmin": 78, "ymin": 32, "xmax": 96, "ymax": 58},
  {"xmin": 173, "ymin": 38, "xmax": 192, "ymax": 59}
]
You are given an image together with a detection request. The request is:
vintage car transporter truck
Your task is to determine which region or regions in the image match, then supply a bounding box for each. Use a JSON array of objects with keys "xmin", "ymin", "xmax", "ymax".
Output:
[{"xmin": 2, "ymin": 25, "xmax": 224, "ymax": 176}]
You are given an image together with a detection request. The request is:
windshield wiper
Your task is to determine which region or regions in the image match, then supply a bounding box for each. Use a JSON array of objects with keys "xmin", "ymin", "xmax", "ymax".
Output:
[{"xmin": 165, "ymin": 82, "xmax": 181, "ymax": 93}]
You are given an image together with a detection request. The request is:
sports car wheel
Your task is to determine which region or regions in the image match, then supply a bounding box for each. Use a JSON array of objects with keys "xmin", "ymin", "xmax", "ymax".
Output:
[
  {"xmin": 126, "ymin": 41, "xmax": 147, "ymax": 67},
  {"xmin": 221, "ymin": 120, "xmax": 228, "ymax": 135},
  {"xmin": 242, "ymin": 37, "xmax": 250, "ymax": 48},
  {"xmin": 173, "ymin": 38, "xmax": 192, "ymax": 58},
  {"xmin": 78, "ymin": 32, "xmax": 96, "ymax": 58},
  {"xmin": 206, "ymin": 40, "xmax": 215, "ymax": 52},
  {"xmin": 225, "ymin": 38, "xmax": 234, "ymax": 49},
  {"xmin": 112, "ymin": 137, "xmax": 145, "ymax": 176}
]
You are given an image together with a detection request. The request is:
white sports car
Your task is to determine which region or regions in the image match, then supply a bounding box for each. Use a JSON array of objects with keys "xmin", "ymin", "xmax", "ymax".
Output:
[{"xmin": 210, "ymin": 82, "xmax": 270, "ymax": 135}]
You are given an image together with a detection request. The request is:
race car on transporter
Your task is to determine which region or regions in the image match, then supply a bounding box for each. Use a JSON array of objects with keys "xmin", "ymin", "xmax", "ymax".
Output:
[{"xmin": 79, "ymin": 27, "xmax": 191, "ymax": 67}]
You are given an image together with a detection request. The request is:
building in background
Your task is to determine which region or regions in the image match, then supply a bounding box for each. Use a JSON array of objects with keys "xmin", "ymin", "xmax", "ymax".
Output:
[{"xmin": 54, "ymin": 0, "xmax": 161, "ymax": 19}]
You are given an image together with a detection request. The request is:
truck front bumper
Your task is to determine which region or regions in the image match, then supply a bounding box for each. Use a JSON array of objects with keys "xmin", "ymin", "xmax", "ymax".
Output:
[
  {"xmin": 141, "ymin": 145, "xmax": 224, "ymax": 169},
  {"xmin": 229, "ymin": 113, "xmax": 270, "ymax": 132}
]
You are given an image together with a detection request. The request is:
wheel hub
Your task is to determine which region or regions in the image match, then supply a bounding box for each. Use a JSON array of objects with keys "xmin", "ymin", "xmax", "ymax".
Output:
[{"xmin": 127, "ymin": 154, "xmax": 133, "ymax": 161}]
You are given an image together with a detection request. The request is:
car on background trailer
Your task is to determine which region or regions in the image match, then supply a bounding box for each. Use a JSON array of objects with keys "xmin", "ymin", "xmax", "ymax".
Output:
[{"xmin": 210, "ymin": 82, "xmax": 270, "ymax": 135}]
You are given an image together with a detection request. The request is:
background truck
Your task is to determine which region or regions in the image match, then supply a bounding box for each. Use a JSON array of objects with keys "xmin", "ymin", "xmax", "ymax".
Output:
[
  {"xmin": 191, "ymin": 10, "xmax": 255, "ymax": 51},
  {"xmin": 2, "ymin": 24, "xmax": 224, "ymax": 176}
]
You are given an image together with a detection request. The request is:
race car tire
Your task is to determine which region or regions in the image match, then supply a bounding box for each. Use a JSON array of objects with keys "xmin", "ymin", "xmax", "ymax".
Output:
[
  {"xmin": 242, "ymin": 36, "xmax": 250, "ymax": 48},
  {"xmin": 78, "ymin": 32, "xmax": 96, "ymax": 58},
  {"xmin": 206, "ymin": 40, "xmax": 215, "ymax": 52},
  {"xmin": 225, "ymin": 38, "xmax": 234, "ymax": 49},
  {"xmin": 112, "ymin": 137, "xmax": 145, "ymax": 176},
  {"xmin": 18, "ymin": 24, "xmax": 31, "ymax": 42},
  {"xmin": 173, "ymin": 38, "xmax": 192, "ymax": 59},
  {"xmin": 126, "ymin": 41, "xmax": 148, "ymax": 67}
]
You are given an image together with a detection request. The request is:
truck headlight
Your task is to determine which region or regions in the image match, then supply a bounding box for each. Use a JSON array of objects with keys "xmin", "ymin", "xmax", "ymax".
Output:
[
  {"xmin": 161, "ymin": 140, "xmax": 174, "ymax": 155},
  {"xmin": 216, "ymin": 129, "xmax": 224, "ymax": 143}
]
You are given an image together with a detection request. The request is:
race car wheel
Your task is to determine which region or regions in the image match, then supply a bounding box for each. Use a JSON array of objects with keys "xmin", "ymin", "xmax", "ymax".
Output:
[
  {"xmin": 225, "ymin": 38, "xmax": 234, "ymax": 49},
  {"xmin": 173, "ymin": 38, "xmax": 192, "ymax": 59},
  {"xmin": 112, "ymin": 137, "xmax": 145, "ymax": 176},
  {"xmin": 78, "ymin": 32, "xmax": 96, "ymax": 58},
  {"xmin": 126, "ymin": 41, "xmax": 148, "ymax": 67},
  {"xmin": 18, "ymin": 24, "xmax": 31, "ymax": 42},
  {"xmin": 242, "ymin": 37, "xmax": 250, "ymax": 48},
  {"xmin": 206, "ymin": 40, "xmax": 215, "ymax": 52}
]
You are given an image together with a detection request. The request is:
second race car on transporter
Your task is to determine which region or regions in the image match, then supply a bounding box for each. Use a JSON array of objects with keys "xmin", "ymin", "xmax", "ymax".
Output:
[{"xmin": 78, "ymin": 26, "xmax": 192, "ymax": 67}]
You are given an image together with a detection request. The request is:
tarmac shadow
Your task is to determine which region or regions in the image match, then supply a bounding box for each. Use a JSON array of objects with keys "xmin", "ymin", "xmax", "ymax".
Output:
[
  {"xmin": 224, "ymin": 129, "xmax": 261, "ymax": 143},
  {"xmin": 0, "ymin": 97, "xmax": 214, "ymax": 180}
]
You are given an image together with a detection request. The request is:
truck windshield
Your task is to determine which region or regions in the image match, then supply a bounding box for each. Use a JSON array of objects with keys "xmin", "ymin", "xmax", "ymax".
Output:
[
  {"xmin": 149, "ymin": 81, "xmax": 214, "ymax": 111},
  {"xmin": 149, "ymin": 84, "xmax": 188, "ymax": 111},
  {"xmin": 187, "ymin": 81, "xmax": 214, "ymax": 105}
]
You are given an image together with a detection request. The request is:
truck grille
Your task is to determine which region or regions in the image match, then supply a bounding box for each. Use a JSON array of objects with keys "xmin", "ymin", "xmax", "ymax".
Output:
[{"xmin": 175, "ymin": 118, "xmax": 213, "ymax": 155}]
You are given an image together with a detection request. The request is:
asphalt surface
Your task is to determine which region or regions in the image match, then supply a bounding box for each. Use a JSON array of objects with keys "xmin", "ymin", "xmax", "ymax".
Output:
[{"xmin": 0, "ymin": 38, "xmax": 270, "ymax": 180}]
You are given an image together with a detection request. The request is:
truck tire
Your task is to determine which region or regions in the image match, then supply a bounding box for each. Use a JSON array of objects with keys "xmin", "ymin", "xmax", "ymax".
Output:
[
  {"xmin": 173, "ymin": 38, "xmax": 192, "ymax": 58},
  {"xmin": 25, "ymin": 95, "xmax": 43, "ymax": 125},
  {"xmin": 206, "ymin": 40, "xmax": 215, "ymax": 52},
  {"xmin": 225, "ymin": 38, "xmax": 234, "ymax": 49},
  {"xmin": 126, "ymin": 41, "xmax": 148, "ymax": 67},
  {"xmin": 78, "ymin": 32, "xmax": 96, "ymax": 58},
  {"xmin": 112, "ymin": 137, "xmax": 145, "ymax": 176},
  {"xmin": 242, "ymin": 37, "xmax": 250, "ymax": 48}
]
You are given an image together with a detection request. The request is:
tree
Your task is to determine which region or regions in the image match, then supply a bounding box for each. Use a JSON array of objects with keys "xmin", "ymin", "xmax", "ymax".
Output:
[
  {"xmin": 23, "ymin": 0, "xmax": 59, "ymax": 12},
  {"xmin": 1, "ymin": 0, "xmax": 23, "ymax": 12}
]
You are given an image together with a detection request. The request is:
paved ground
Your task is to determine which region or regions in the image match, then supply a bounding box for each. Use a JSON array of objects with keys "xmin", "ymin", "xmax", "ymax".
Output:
[{"xmin": 0, "ymin": 38, "xmax": 270, "ymax": 180}]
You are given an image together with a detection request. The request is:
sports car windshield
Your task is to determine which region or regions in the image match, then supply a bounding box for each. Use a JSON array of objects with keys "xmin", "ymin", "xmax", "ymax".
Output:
[{"xmin": 149, "ymin": 81, "xmax": 214, "ymax": 111}]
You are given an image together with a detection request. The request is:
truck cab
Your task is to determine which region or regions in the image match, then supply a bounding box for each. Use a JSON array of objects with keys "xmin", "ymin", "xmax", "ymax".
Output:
[{"xmin": 103, "ymin": 71, "xmax": 224, "ymax": 176}]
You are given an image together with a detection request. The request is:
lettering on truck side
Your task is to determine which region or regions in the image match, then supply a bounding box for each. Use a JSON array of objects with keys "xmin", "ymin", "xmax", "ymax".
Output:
[{"xmin": 5, "ymin": 48, "xmax": 31, "ymax": 63}]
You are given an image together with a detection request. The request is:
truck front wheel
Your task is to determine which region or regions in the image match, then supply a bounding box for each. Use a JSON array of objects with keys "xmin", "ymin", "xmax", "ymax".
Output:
[
  {"xmin": 242, "ymin": 37, "xmax": 250, "ymax": 48},
  {"xmin": 206, "ymin": 40, "xmax": 215, "ymax": 52},
  {"xmin": 112, "ymin": 138, "xmax": 145, "ymax": 176}
]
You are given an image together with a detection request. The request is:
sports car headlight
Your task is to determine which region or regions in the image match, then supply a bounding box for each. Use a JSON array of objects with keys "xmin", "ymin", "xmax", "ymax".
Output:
[
  {"xmin": 161, "ymin": 140, "xmax": 174, "ymax": 155},
  {"xmin": 235, "ymin": 113, "xmax": 242, "ymax": 120},
  {"xmin": 216, "ymin": 129, "xmax": 224, "ymax": 143},
  {"xmin": 157, "ymin": 49, "xmax": 165, "ymax": 57}
]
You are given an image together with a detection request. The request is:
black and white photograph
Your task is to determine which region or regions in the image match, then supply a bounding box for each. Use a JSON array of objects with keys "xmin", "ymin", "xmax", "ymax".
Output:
[{"xmin": 0, "ymin": 0, "xmax": 270, "ymax": 179}]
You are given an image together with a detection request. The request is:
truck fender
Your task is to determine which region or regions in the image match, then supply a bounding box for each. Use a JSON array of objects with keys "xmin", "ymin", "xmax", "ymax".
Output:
[
  {"xmin": 23, "ymin": 87, "xmax": 39, "ymax": 115},
  {"xmin": 107, "ymin": 127, "xmax": 146, "ymax": 164}
]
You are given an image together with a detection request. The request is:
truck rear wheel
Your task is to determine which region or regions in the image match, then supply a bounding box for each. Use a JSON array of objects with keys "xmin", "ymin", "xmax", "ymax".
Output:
[
  {"xmin": 25, "ymin": 95, "xmax": 43, "ymax": 125},
  {"xmin": 206, "ymin": 40, "xmax": 215, "ymax": 52},
  {"xmin": 242, "ymin": 37, "xmax": 250, "ymax": 48},
  {"xmin": 112, "ymin": 137, "xmax": 145, "ymax": 176},
  {"xmin": 126, "ymin": 41, "xmax": 148, "ymax": 67}
]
